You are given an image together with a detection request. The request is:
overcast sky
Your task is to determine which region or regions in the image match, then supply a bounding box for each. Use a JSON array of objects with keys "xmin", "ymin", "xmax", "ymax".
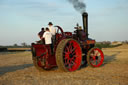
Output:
[{"xmin": 0, "ymin": 0, "xmax": 128, "ymax": 45}]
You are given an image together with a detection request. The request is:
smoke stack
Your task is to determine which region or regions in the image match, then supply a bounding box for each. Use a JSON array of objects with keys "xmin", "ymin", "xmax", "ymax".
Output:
[{"xmin": 82, "ymin": 12, "xmax": 88, "ymax": 39}]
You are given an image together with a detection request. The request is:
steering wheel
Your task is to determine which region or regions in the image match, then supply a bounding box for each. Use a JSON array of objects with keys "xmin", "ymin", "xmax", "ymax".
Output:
[{"xmin": 54, "ymin": 26, "xmax": 64, "ymax": 41}]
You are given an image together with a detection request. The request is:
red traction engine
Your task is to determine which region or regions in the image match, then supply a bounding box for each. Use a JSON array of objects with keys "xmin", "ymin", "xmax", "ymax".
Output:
[{"xmin": 31, "ymin": 12, "xmax": 104, "ymax": 72}]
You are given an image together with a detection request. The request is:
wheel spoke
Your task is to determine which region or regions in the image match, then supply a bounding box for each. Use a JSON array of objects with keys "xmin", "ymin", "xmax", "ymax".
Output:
[
  {"xmin": 64, "ymin": 51, "xmax": 68, "ymax": 55},
  {"xmin": 66, "ymin": 55, "xmax": 77, "ymax": 69},
  {"xmin": 64, "ymin": 56, "xmax": 68, "ymax": 60},
  {"xmin": 71, "ymin": 49, "xmax": 77, "ymax": 56},
  {"xmin": 71, "ymin": 57, "xmax": 75, "ymax": 61},
  {"xmin": 96, "ymin": 60, "xmax": 98, "ymax": 65},
  {"xmin": 71, "ymin": 60, "xmax": 76, "ymax": 66},
  {"xmin": 67, "ymin": 63, "xmax": 72, "ymax": 69},
  {"xmin": 91, "ymin": 59, "xmax": 96, "ymax": 64},
  {"xmin": 64, "ymin": 62, "xmax": 68, "ymax": 66},
  {"xmin": 90, "ymin": 51, "xmax": 97, "ymax": 60},
  {"xmin": 71, "ymin": 47, "xmax": 77, "ymax": 53},
  {"xmin": 64, "ymin": 58, "xmax": 69, "ymax": 66},
  {"xmin": 90, "ymin": 54, "xmax": 95, "ymax": 60},
  {"xmin": 73, "ymin": 55, "xmax": 78, "ymax": 59},
  {"xmin": 65, "ymin": 54, "xmax": 69, "ymax": 58},
  {"xmin": 90, "ymin": 57, "xmax": 93, "ymax": 61},
  {"xmin": 66, "ymin": 46, "xmax": 70, "ymax": 52},
  {"xmin": 94, "ymin": 50, "xmax": 100, "ymax": 56},
  {"xmin": 92, "ymin": 55, "xmax": 101, "ymax": 65},
  {"xmin": 68, "ymin": 42, "xmax": 73, "ymax": 51},
  {"xmin": 97, "ymin": 59, "xmax": 101, "ymax": 64},
  {"xmin": 72, "ymin": 51, "xmax": 75, "ymax": 55},
  {"xmin": 90, "ymin": 53, "xmax": 95, "ymax": 57},
  {"xmin": 71, "ymin": 56, "xmax": 75, "ymax": 61},
  {"xmin": 64, "ymin": 57, "xmax": 68, "ymax": 64},
  {"xmin": 98, "ymin": 56, "xmax": 101, "ymax": 63}
]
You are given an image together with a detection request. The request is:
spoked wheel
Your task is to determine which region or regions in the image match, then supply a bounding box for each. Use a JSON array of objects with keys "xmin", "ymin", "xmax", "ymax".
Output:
[
  {"xmin": 31, "ymin": 45, "xmax": 48, "ymax": 71},
  {"xmin": 56, "ymin": 39, "xmax": 82, "ymax": 72},
  {"xmin": 87, "ymin": 47, "xmax": 104, "ymax": 67}
]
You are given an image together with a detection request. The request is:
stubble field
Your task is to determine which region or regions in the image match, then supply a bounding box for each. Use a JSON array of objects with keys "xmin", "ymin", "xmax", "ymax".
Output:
[{"xmin": 0, "ymin": 44, "xmax": 128, "ymax": 85}]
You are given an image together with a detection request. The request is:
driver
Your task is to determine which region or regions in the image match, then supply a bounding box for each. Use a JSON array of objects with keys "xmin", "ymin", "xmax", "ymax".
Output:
[{"xmin": 48, "ymin": 22, "xmax": 56, "ymax": 44}]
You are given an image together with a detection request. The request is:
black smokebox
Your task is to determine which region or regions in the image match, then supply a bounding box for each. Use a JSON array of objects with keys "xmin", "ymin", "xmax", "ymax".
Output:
[{"xmin": 82, "ymin": 12, "xmax": 88, "ymax": 39}]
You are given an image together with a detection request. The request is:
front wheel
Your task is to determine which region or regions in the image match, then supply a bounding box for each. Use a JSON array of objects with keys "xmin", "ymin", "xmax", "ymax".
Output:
[{"xmin": 87, "ymin": 47, "xmax": 104, "ymax": 67}]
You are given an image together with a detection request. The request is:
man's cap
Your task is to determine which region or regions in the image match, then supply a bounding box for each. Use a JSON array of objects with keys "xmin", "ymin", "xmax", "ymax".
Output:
[{"xmin": 48, "ymin": 22, "xmax": 53, "ymax": 25}]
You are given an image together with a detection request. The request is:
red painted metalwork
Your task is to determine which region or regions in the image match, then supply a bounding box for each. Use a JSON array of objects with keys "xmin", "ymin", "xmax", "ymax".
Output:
[
  {"xmin": 64, "ymin": 32, "xmax": 72, "ymax": 38},
  {"xmin": 86, "ymin": 40, "xmax": 95, "ymax": 44},
  {"xmin": 63, "ymin": 40, "xmax": 82, "ymax": 71},
  {"xmin": 32, "ymin": 44, "xmax": 56, "ymax": 69}
]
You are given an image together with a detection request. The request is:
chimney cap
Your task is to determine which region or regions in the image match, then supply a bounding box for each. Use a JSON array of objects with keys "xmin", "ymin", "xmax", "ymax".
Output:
[{"xmin": 82, "ymin": 12, "xmax": 88, "ymax": 16}]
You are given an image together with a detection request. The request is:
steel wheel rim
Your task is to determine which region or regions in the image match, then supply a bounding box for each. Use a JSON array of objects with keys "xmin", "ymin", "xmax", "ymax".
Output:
[
  {"xmin": 88, "ymin": 48, "xmax": 104, "ymax": 67},
  {"xmin": 63, "ymin": 40, "xmax": 82, "ymax": 71}
]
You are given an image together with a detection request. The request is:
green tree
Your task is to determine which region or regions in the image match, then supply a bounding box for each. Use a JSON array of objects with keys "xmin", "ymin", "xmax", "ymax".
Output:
[
  {"xmin": 21, "ymin": 42, "xmax": 27, "ymax": 47},
  {"xmin": 13, "ymin": 43, "xmax": 18, "ymax": 47}
]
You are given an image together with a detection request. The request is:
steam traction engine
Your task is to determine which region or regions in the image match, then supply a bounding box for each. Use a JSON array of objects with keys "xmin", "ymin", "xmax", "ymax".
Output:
[{"xmin": 31, "ymin": 12, "xmax": 104, "ymax": 72}]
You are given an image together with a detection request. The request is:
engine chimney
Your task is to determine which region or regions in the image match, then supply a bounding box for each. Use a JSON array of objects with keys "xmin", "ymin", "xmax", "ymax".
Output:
[{"xmin": 82, "ymin": 12, "xmax": 88, "ymax": 39}]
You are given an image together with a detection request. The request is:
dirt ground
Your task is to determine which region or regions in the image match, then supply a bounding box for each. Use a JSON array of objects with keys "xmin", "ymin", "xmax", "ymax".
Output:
[{"xmin": 0, "ymin": 44, "xmax": 128, "ymax": 85}]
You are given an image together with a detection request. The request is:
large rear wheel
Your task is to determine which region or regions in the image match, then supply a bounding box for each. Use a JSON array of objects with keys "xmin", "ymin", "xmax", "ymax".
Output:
[
  {"xmin": 56, "ymin": 39, "xmax": 82, "ymax": 72},
  {"xmin": 87, "ymin": 47, "xmax": 104, "ymax": 67},
  {"xmin": 31, "ymin": 45, "xmax": 48, "ymax": 71}
]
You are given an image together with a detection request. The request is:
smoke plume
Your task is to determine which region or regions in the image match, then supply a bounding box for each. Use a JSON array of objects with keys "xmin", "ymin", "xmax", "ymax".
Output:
[{"xmin": 67, "ymin": 0, "xmax": 86, "ymax": 13}]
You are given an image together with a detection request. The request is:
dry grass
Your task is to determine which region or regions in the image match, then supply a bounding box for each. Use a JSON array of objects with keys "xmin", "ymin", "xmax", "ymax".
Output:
[{"xmin": 0, "ymin": 44, "xmax": 128, "ymax": 85}]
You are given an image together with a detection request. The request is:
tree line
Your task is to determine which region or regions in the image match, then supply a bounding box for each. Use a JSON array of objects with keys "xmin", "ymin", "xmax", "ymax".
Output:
[{"xmin": 0, "ymin": 42, "xmax": 30, "ymax": 48}]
